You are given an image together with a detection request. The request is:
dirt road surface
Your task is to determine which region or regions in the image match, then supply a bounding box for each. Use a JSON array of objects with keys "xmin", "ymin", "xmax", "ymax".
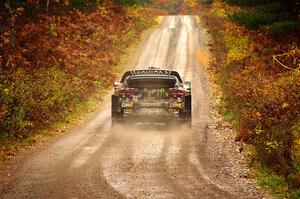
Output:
[{"xmin": 0, "ymin": 16, "xmax": 264, "ymax": 199}]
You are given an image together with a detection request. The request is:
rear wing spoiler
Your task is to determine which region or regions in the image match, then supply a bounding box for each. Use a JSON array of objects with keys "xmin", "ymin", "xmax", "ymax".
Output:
[{"xmin": 120, "ymin": 69, "xmax": 183, "ymax": 83}]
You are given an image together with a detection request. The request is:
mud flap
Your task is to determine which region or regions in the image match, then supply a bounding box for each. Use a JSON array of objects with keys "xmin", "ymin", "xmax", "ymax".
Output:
[
  {"xmin": 184, "ymin": 95, "xmax": 192, "ymax": 127},
  {"xmin": 184, "ymin": 95, "xmax": 192, "ymax": 113},
  {"xmin": 111, "ymin": 95, "xmax": 122, "ymax": 118}
]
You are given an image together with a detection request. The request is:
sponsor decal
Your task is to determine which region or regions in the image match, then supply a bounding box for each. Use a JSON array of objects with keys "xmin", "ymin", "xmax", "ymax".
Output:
[{"xmin": 130, "ymin": 70, "xmax": 172, "ymax": 76}]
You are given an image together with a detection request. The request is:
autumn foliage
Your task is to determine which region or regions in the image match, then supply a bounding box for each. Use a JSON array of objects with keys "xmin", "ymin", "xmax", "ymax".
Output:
[
  {"xmin": 0, "ymin": 1, "xmax": 156, "ymax": 138},
  {"xmin": 203, "ymin": 0, "xmax": 300, "ymax": 194}
]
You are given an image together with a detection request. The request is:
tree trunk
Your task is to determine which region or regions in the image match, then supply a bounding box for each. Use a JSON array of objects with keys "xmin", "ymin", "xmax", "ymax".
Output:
[
  {"xmin": 5, "ymin": 0, "xmax": 11, "ymax": 11},
  {"xmin": 46, "ymin": 0, "xmax": 49, "ymax": 12},
  {"xmin": 5, "ymin": 0, "xmax": 13, "ymax": 26}
]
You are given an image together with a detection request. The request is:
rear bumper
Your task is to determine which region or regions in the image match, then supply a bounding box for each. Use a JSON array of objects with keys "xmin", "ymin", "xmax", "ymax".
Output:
[
  {"xmin": 123, "ymin": 107, "xmax": 187, "ymax": 121},
  {"xmin": 122, "ymin": 110, "xmax": 184, "ymax": 124},
  {"xmin": 121, "ymin": 101, "xmax": 184, "ymax": 109}
]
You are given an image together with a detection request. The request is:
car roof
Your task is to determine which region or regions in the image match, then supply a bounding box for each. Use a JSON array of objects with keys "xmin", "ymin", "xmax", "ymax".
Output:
[{"xmin": 120, "ymin": 69, "xmax": 183, "ymax": 83}]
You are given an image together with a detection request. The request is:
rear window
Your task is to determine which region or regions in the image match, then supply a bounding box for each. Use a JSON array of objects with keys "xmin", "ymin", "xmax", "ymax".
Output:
[{"xmin": 126, "ymin": 76, "xmax": 177, "ymax": 88}]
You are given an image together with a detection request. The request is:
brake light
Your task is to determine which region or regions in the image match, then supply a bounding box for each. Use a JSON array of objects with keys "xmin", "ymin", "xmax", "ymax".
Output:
[
  {"xmin": 118, "ymin": 88, "xmax": 136, "ymax": 95},
  {"xmin": 177, "ymin": 89, "xmax": 185, "ymax": 95},
  {"xmin": 169, "ymin": 88, "xmax": 185, "ymax": 95},
  {"xmin": 126, "ymin": 88, "xmax": 136, "ymax": 94}
]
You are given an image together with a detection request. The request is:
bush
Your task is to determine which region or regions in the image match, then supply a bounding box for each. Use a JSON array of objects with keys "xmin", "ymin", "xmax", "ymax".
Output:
[
  {"xmin": 210, "ymin": 8, "xmax": 226, "ymax": 17},
  {"xmin": 292, "ymin": 121, "xmax": 300, "ymax": 173},
  {"xmin": 112, "ymin": 0, "xmax": 151, "ymax": 6},
  {"xmin": 70, "ymin": 0, "xmax": 97, "ymax": 7},
  {"xmin": 228, "ymin": 11, "xmax": 282, "ymax": 29},
  {"xmin": 267, "ymin": 21, "xmax": 300, "ymax": 35},
  {"xmin": 224, "ymin": 0, "xmax": 269, "ymax": 7},
  {"xmin": 246, "ymin": 71, "xmax": 300, "ymax": 172},
  {"xmin": 223, "ymin": 31, "xmax": 252, "ymax": 63},
  {"xmin": 255, "ymin": 2, "xmax": 283, "ymax": 13},
  {"xmin": 0, "ymin": 67, "xmax": 82, "ymax": 138}
]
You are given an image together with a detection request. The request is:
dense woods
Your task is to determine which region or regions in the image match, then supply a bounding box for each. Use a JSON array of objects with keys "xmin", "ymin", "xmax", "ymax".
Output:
[
  {"xmin": 203, "ymin": 0, "xmax": 300, "ymax": 197},
  {"xmin": 0, "ymin": 0, "xmax": 156, "ymax": 139}
]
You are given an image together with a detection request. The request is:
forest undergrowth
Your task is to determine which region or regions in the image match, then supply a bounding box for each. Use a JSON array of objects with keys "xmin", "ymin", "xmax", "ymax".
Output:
[
  {"xmin": 200, "ymin": 0, "xmax": 300, "ymax": 197},
  {"xmin": 0, "ymin": 0, "xmax": 159, "ymax": 164}
]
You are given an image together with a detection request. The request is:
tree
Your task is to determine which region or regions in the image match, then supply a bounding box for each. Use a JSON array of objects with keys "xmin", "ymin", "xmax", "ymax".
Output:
[{"xmin": 111, "ymin": 0, "xmax": 151, "ymax": 6}]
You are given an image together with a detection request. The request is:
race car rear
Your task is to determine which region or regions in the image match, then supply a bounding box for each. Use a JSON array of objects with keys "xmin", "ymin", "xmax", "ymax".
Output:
[{"xmin": 111, "ymin": 69, "xmax": 191, "ymax": 125}]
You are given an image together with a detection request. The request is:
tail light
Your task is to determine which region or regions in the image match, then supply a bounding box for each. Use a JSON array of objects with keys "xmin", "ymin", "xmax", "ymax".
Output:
[
  {"xmin": 118, "ymin": 88, "xmax": 136, "ymax": 95},
  {"xmin": 169, "ymin": 88, "xmax": 185, "ymax": 95}
]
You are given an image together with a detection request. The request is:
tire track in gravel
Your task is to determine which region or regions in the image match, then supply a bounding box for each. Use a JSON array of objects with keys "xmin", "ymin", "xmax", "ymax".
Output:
[{"xmin": 97, "ymin": 16, "xmax": 239, "ymax": 199}]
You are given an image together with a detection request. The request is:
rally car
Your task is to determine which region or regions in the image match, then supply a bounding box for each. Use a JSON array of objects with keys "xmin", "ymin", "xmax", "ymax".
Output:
[{"xmin": 111, "ymin": 67, "xmax": 192, "ymax": 125}]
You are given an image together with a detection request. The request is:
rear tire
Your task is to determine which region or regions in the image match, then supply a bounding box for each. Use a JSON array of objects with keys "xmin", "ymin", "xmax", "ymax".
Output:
[
  {"xmin": 112, "ymin": 95, "xmax": 124, "ymax": 127},
  {"xmin": 182, "ymin": 95, "xmax": 192, "ymax": 128},
  {"xmin": 185, "ymin": 111, "xmax": 192, "ymax": 128},
  {"xmin": 179, "ymin": 110, "xmax": 191, "ymax": 125},
  {"xmin": 112, "ymin": 111, "xmax": 125, "ymax": 127}
]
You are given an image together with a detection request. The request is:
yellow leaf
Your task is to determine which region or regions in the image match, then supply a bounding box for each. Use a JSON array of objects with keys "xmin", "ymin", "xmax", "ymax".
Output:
[{"xmin": 282, "ymin": 102, "xmax": 289, "ymax": 109}]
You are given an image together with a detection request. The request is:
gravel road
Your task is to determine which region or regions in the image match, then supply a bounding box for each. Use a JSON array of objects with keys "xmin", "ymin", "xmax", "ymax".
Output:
[{"xmin": 0, "ymin": 16, "xmax": 265, "ymax": 199}]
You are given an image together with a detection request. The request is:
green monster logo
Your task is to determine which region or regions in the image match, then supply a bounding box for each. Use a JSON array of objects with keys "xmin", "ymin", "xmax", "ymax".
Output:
[{"xmin": 157, "ymin": 88, "xmax": 166, "ymax": 99}]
